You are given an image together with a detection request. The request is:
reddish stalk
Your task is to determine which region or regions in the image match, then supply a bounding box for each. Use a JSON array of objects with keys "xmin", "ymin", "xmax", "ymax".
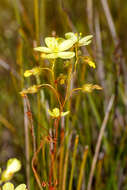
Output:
[
  {"xmin": 23, "ymin": 95, "xmax": 36, "ymax": 154},
  {"xmin": 32, "ymin": 140, "xmax": 44, "ymax": 190}
]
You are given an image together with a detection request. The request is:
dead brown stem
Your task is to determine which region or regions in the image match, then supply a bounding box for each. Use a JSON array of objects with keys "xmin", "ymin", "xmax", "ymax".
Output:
[{"xmin": 23, "ymin": 98, "xmax": 30, "ymax": 190}]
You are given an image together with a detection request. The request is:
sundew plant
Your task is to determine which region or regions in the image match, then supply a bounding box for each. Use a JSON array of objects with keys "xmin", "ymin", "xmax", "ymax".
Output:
[
  {"xmin": 1, "ymin": 1, "xmax": 127, "ymax": 190},
  {"xmin": 20, "ymin": 32, "xmax": 102, "ymax": 190}
]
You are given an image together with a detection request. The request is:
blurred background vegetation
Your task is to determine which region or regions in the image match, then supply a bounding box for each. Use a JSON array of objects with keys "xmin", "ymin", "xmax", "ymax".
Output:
[{"xmin": 0, "ymin": 0, "xmax": 127, "ymax": 190}]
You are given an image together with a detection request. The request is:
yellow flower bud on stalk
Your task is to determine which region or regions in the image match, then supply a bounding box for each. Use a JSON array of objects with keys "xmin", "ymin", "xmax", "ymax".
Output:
[{"xmin": 48, "ymin": 108, "xmax": 69, "ymax": 118}]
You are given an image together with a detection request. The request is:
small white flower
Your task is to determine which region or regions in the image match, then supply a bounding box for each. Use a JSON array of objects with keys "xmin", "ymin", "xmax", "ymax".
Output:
[
  {"xmin": 34, "ymin": 37, "xmax": 75, "ymax": 59},
  {"xmin": 1, "ymin": 158, "xmax": 21, "ymax": 182},
  {"xmin": 6, "ymin": 158, "xmax": 21, "ymax": 174},
  {"xmin": 65, "ymin": 32, "xmax": 93, "ymax": 47}
]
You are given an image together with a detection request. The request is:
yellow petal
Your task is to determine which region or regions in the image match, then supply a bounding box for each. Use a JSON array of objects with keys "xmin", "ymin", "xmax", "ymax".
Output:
[
  {"xmin": 41, "ymin": 53, "xmax": 58, "ymax": 59},
  {"xmin": 20, "ymin": 85, "xmax": 42, "ymax": 95},
  {"xmin": 24, "ymin": 67, "xmax": 41, "ymax": 77},
  {"xmin": 48, "ymin": 109, "xmax": 55, "ymax": 117},
  {"xmin": 57, "ymin": 74, "xmax": 66, "ymax": 85},
  {"xmin": 6, "ymin": 158, "xmax": 21, "ymax": 174},
  {"xmin": 83, "ymin": 56, "xmax": 96, "ymax": 69},
  {"xmin": 61, "ymin": 111, "xmax": 70, "ymax": 117},
  {"xmin": 58, "ymin": 39, "xmax": 74, "ymax": 51},
  {"xmin": 92, "ymin": 85, "xmax": 103, "ymax": 90},
  {"xmin": 60, "ymin": 79, "xmax": 65, "ymax": 85},
  {"xmin": 48, "ymin": 108, "xmax": 60, "ymax": 118},
  {"xmin": 1, "ymin": 170, "xmax": 13, "ymax": 182},
  {"xmin": 52, "ymin": 108, "xmax": 60, "ymax": 117},
  {"xmin": 82, "ymin": 84, "xmax": 93, "ymax": 93},
  {"xmin": 56, "ymin": 37, "xmax": 65, "ymax": 44},
  {"xmin": 45, "ymin": 37, "xmax": 58, "ymax": 50},
  {"xmin": 79, "ymin": 35, "xmax": 93, "ymax": 46},
  {"xmin": 57, "ymin": 52, "xmax": 75, "ymax": 59},
  {"xmin": 15, "ymin": 184, "xmax": 27, "ymax": 190},
  {"xmin": 48, "ymin": 108, "xmax": 69, "ymax": 118},
  {"xmin": 87, "ymin": 60, "xmax": 96, "ymax": 68},
  {"xmin": 82, "ymin": 84, "xmax": 102, "ymax": 93},
  {"xmin": 24, "ymin": 70, "xmax": 32, "ymax": 77},
  {"xmin": 34, "ymin": 47, "xmax": 52, "ymax": 53},
  {"xmin": 2, "ymin": 182, "xmax": 14, "ymax": 190},
  {"xmin": 1, "ymin": 159, "xmax": 21, "ymax": 181},
  {"xmin": 65, "ymin": 32, "xmax": 77, "ymax": 43}
]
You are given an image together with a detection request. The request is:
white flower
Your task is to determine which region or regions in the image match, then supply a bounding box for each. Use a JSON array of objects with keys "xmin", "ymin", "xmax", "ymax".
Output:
[
  {"xmin": 34, "ymin": 37, "xmax": 75, "ymax": 59},
  {"xmin": 65, "ymin": 32, "xmax": 93, "ymax": 47},
  {"xmin": 1, "ymin": 158, "xmax": 21, "ymax": 182},
  {"xmin": 2, "ymin": 182, "xmax": 27, "ymax": 190},
  {"xmin": 6, "ymin": 158, "xmax": 21, "ymax": 174}
]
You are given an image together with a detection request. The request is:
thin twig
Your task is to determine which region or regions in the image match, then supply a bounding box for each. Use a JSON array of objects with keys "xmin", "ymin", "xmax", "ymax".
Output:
[
  {"xmin": 87, "ymin": 94, "xmax": 115, "ymax": 190},
  {"xmin": 32, "ymin": 140, "xmax": 44, "ymax": 190},
  {"xmin": 24, "ymin": 95, "xmax": 37, "ymax": 153}
]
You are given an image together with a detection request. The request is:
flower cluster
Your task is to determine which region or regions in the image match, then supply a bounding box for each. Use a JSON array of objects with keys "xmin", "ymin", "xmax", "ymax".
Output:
[
  {"xmin": 20, "ymin": 32, "xmax": 102, "ymax": 119},
  {"xmin": 34, "ymin": 32, "xmax": 93, "ymax": 59},
  {"xmin": 34, "ymin": 37, "xmax": 75, "ymax": 59},
  {"xmin": 65, "ymin": 32, "xmax": 93, "ymax": 46}
]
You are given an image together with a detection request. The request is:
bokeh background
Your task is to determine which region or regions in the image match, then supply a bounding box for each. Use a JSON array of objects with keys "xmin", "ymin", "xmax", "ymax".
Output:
[{"xmin": 0, "ymin": 0, "xmax": 127, "ymax": 190}]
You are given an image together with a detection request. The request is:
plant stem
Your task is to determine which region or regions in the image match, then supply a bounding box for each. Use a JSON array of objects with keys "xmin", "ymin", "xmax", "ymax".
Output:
[
  {"xmin": 69, "ymin": 135, "xmax": 79, "ymax": 190},
  {"xmin": 87, "ymin": 95, "xmax": 115, "ymax": 190},
  {"xmin": 77, "ymin": 146, "xmax": 89, "ymax": 190}
]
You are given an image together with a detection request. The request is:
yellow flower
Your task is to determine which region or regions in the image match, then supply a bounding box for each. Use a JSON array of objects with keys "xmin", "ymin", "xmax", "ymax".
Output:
[
  {"xmin": 82, "ymin": 84, "xmax": 102, "ymax": 93},
  {"xmin": 1, "ymin": 159, "xmax": 21, "ymax": 182},
  {"xmin": 65, "ymin": 32, "xmax": 93, "ymax": 47},
  {"xmin": 48, "ymin": 108, "xmax": 69, "ymax": 118},
  {"xmin": 20, "ymin": 85, "xmax": 42, "ymax": 96},
  {"xmin": 57, "ymin": 74, "xmax": 66, "ymax": 85},
  {"xmin": 34, "ymin": 37, "xmax": 75, "ymax": 59},
  {"xmin": 2, "ymin": 182, "xmax": 27, "ymax": 190},
  {"xmin": 24, "ymin": 67, "xmax": 41, "ymax": 77},
  {"xmin": 83, "ymin": 56, "xmax": 96, "ymax": 68}
]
